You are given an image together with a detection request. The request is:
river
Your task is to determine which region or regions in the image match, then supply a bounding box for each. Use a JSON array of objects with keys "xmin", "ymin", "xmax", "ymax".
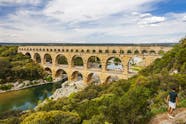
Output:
[{"xmin": 0, "ymin": 82, "xmax": 62, "ymax": 114}]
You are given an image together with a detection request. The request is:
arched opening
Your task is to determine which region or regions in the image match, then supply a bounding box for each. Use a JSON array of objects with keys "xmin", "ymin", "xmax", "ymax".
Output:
[
  {"xmin": 25, "ymin": 52, "xmax": 31, "ymax": 58},
  {"xmin": 55, "ymin": 69, "xmax": 68, "ymax": 81},
  {"xmin": 92, "ymin": 50, "xmax": 96, "ymax": 53},
  {"xmin": 87, "ymin": 73, "xmax": 101, "ymax": 84},
  {"xmin": 71, "ymin": 71, "xmax": 83, "ymax": 82},
  {"xmin": 87, "ymin": 56, "xmax": 101, "ymax": 70},
  {"xmin": 112, "ymin": 50, "xmax": 117, "ymax": 53},
  {"xmin": 34, "ymin": 53, "xmax": 41, "ymax": 63},
  {"xmin": 127, "ymin": 50, "xmax": 132, "ymax": 54},
  {"xmin": 128, "ymin": 56, "xmax": 145, "ymax": 75},
  {"xmin": 105, "ymin": 50, "xmax": 109, "ymax": 53},
  {"xmin": 56, "ymin": 54, "xmax": 68, "ymax": 67},
  {"xmin": 120, "ymin": 50, "xmax": 124, "ymax": 54},
  {"xmin": 106, "ymin": 57, "xmax": 123, "ymax": 72},
  {"xmin": 149, "ymin": 50, "xmax": 156, "ymax": 55},
  {"xmin": 105, "ymin": 76, "xmax": 119, "ymax": 84},
  {"xmin": 99, "ymin": 50, "xmax": 102, "ymax": 53},
  {"xmin": 142, "ymin": 50, "xmax": 148, "ymax": 55},
  {"xmin": 44, "ymin": 54, "xmax": 52, "ymax": 65},
  {"xmin": 45, "ymin": 67, "xmax": 52, "ymax": 75},
  {"xmin": 134, "ymin": 50, "xmax": 140, "ymax": 54},
  {"xmin": 44, "ymin": 67, "xmax": 53, "ymax": 82},
  {"xmin": 72, "ymin": 56, "xmax": 84, "ymax": 68}
]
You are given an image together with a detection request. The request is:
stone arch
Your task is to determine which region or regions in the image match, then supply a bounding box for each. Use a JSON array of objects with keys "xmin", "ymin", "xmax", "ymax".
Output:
[
  {"xmin": 34, "ymin": 53, "xmax": 41, "ymax": 63},
  {"xmin": 105, "ymin": 75, "xmax": 119, "ymax": 84},
  {"xmin": 87, "ymin": 73, "xmax": 101, "ymax": 84},
  {"xmin": 72, "ymin": 55, "xmax": 84, "ymax": 68},
  {"xmin": 120, "ymin": 50, "xmax": 124, "ymax": 54},
  {"xmin": 112, "ymin": 50, "xmax": 117, "ymax": 53},
  {"xmin": 105, "ymin": 50, "xmax": 109, "ymax": 53},
  {"xmin": 45, "ymin": 67, "xmax": 52, "ymax": 75},
  {"xmin": 149, "ymin": 50, "xmax": 156, "ymax": 55},
  {"xmin": 44, "ymin": 53, "xmax": 52, "ymax": 65},
  {"xmin": 25, "ymin": 52, "xmax": 31, "ymax": 58},
  {"xmin": 127, "ymin": 50, "xmax": 132, "ymax": 54},
  {"xmin": 142, "ymin": 50, "xmax": 148, "ymax": 55},
  {"xmin": 87, "ymin": 56, "xmax": 102, "ymax": 69},
  {"xmin": 55, "ymin": 69, "xmax": 68, "ymax": 80},
  {"xmin": 71, "ymin": 71, "xmax": 83, "ymax": 81},
  {"xmin": 99, "ymin": 50, "xmax": 103, "ymax": 53},
  {"xmin": 55, "ymin": 54, "xmax": 68, "ymax": 66},
  {"xmin": 106, "ymin": 57, "xmax": 123, "ymax": 72},
  {"xmin": 134, "ymin": 50, "xmax": 140, "ymax": 54}
]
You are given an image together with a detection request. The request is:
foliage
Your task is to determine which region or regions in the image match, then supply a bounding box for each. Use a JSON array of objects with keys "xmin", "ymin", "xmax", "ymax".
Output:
[
  {"xmin": 45, "ymin": 75, "xmax": 53, "ymax": 82},
  {"xmin": 21, "ymin": 111, "xmax": 81, "ymax": 124},
  {"xmin": 0, "ymin": 84, "xmax": 13, "ymax": 90},
  {"xmin": 0, "ymin": 46, "xmax": 45, "ymax": 83},
  {"xmin": 74, "ymin": 57, "xmax": 83, "ymax": 66},
  {"xmin": 1, "ymin": 38, "xmax": 186, "ymax": 123}
]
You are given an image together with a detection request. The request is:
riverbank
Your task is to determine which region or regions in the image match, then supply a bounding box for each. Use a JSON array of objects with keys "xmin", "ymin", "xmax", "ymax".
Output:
[
  {"xmin": 0, "ymin": 79, "xmax": 53, "ymax": 94},
  {"xmin": 0, "ymin": 82, "xmax": 56, "ymax": 114},
  {"xmin": 50, "ymin": 80, "xmax": 87, "ymax": 100},
  {"xmin": 35, "ymin": 80, "xmax": 87, "ymax": 110}
]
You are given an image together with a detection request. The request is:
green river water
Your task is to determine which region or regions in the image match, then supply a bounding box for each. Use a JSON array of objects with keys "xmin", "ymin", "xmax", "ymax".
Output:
[{"xmin": 0, "ymin": 82, "xmax": 61, "ymax": 114}]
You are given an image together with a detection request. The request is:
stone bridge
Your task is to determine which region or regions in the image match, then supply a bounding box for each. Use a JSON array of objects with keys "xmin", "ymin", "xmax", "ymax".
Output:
[{"xmin": 18, "ymin": 44, "xmax": 172, "ymax": 84}]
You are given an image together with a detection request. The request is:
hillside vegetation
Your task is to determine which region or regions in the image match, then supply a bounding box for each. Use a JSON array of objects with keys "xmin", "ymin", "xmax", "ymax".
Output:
[
  {"xmin": 0, "ymin": 39, "xmax": 186, "ymax": 124},
  {"xmin": 0, "ymin": 46, "xmax": 44, "ymax": 84}
]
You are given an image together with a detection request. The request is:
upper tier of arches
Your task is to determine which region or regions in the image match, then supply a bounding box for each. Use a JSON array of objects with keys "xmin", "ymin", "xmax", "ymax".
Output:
[{"xmin": 19, "ymin": 47, "xmax": 167, "ymax": 55}]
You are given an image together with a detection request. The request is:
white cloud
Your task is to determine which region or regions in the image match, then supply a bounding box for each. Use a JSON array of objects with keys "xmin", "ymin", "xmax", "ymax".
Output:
[
  {"xmin": 43, "ymin": 0, "xmax": 162, "ymax": 23},
  {"xmin": 0, "ymin": 0, "xmax": 185, "ymax": 43},
  {"xmin": 138, "ymin": 15, "xmax": 166, "ymax": 26},
  {"xmin": 0, "ymin": 0, "xmax": 41, "ymax": 6},
  {"xmin": 183, "ymin": 16, "xmax": 186, "ymax": 22}
]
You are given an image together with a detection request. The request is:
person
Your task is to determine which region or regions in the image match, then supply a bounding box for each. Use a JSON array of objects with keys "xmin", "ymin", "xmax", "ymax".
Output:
[{"xmin": 167, "ymin": 87, "xmax": 178, "ymax": 119}]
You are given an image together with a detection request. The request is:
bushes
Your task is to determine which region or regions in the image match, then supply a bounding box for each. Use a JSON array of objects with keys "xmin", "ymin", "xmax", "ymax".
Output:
[
  {"xmin": 0, "ymin": 84, "xmax": 13, "ymax": 90},
  {"xmin": 1, "ymin": 39, "xmax": 186, "ymax": 123},
  {"xmin": 21, "ymin": 111, "xmax": 81, "ymax": 124},
  {"xmin": 0, "ymin": 46, "xmax": 45, "ymax": 83}
]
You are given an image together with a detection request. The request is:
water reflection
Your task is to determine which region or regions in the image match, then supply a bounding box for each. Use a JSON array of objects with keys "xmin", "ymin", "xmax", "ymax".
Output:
[{"xmin": 0, "ymin": 83, "xmax": 57, "ymax": 114}]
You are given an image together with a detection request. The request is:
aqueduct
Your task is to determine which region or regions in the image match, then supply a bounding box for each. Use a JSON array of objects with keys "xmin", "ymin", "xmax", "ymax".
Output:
[{"xmin": 18, "ymin": 44, "xmax": 172, "ymax": 84}]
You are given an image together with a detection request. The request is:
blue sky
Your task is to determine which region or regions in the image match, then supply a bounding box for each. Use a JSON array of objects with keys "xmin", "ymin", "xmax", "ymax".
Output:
[{"xmin": 0, "ymin": 0, "xmax": 186, "ymax": 43}]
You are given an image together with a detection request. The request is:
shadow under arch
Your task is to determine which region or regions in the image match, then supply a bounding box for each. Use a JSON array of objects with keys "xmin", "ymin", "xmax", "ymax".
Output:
[
  {"xmin": 87, "ymin": 56, "xmax": 102, "ymax": 70},
  {"xmin": 71, "ymin": 55, "xmax": 84, "ymax": 68},
  {"xmin": 71, "ymin": 71, "xmax": 83, "ymax": 82},
  {"xmin": 87, "ymin": 73, "xmax": 101, "ymax": 84},
  {"xmin": 105, "ymin": 75, "xmax": 119, "ymax": 84},
  {"xmin": 55, "ymin": 54, "xmax": 68, "ymax": 66},
  {"xmin": 44, "ymin": 67, "xmax": 52, "ymax": 75},
  {"xmin": 55, "ymin": 69, "xmax": 68, "ymax": 81},
  {"xmin": 25, "ymin": 52, "xmax": 31, "ymax": 58},
  {"xmin": 44, "ymin": 53, "xmax": 52, "ymax": 65},
  {"xmin": 34, "ymin": 53, "xmax": 41, "ymax": 63}
]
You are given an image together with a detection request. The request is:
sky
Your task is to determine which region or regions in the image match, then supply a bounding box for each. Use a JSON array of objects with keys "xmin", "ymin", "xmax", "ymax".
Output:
[{"xmin": 0, "ymin": 0, "xmax": 186, "ymax": 43}]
